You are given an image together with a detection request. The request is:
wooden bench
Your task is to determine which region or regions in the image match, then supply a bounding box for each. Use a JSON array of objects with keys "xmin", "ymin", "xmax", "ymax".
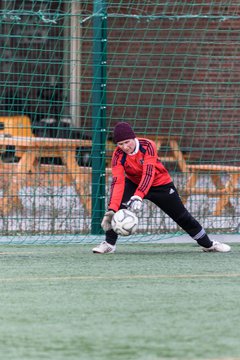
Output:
[
  {"xmin": 0, "ymin": 115, "xmax": 89, "ymax": 164},
  {"xmin": 0, "ymin": 163, "xmax": 112, "ymax": 215},
  {"xmin": 0, "ymin": 136, "xmax": 94, "ymax": 215},
  {"xmin": 182, "ymin": 164, "xmax": 240, "ymax": 215}
]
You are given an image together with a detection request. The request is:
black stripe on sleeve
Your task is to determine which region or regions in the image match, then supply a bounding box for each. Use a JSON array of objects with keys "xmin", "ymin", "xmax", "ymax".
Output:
[
  {"xmin": 138, "ymin": 164, "xmax": 154, "ymax": 193},
  {"xmin": 139, "ymin": 139, "xmax": 155, "ymax": 156},
  {"xmin": 112, "ymin": 149, "xmax": 123, "ymax": 166}
]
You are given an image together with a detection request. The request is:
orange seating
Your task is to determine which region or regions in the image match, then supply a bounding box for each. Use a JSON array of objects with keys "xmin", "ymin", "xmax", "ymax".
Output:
[
  {"xmin": 182, "ymin": 164, "xmax": 240, "ymax": 215},
  {"xmin": 0, "ymin": 115, "xmax": 33, "ymax": 158}
]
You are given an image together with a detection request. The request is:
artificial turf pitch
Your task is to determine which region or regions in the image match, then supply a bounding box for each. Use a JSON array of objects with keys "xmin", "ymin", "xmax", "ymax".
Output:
[{"xmin": 0, "ymin": 243, "xmax": 239, "ymax": 360}]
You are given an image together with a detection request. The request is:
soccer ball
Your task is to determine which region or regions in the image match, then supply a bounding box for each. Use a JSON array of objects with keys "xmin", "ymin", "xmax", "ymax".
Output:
[{"xmin": 111, "ymin": 209, "xmax": 139, "ymax": 236}]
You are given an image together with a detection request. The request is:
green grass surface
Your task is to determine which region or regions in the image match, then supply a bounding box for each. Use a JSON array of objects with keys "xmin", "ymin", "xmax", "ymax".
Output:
[{"xmin": 0, "ymin": 243, "xmax": 239, "ymax": 360}]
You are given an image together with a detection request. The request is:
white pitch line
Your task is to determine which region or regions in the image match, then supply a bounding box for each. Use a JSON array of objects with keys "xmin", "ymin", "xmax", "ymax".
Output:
[
  {"xmin": 0, "ymin": 273, "xmax": 240, "ymax": 283},
  {"xmin": 0, "ymin": 251, "xmax": 56, "ymax": 255}
]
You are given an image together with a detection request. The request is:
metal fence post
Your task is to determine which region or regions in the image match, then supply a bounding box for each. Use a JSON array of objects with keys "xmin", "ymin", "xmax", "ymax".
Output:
[{"xmin": 91, "ymin": 0, "xmax": 107, "ymax": 234}]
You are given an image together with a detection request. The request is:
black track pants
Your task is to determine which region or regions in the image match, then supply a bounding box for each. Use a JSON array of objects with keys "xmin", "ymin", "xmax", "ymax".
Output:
[{"xmin": 106, "ymin": 178, "xmax": 212, "ymax": 248}]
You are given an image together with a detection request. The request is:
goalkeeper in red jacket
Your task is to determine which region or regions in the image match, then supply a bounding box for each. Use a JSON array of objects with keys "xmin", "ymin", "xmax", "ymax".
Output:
[{"xmin": 92, "ymin": 122, "xmax": 231, "ymax": 254}]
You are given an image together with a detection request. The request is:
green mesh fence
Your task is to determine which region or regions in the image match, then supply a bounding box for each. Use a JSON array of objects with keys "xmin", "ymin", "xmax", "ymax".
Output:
[{"xmin": 0, "ymin": 1, "xmax": 239, "ymax": 243}]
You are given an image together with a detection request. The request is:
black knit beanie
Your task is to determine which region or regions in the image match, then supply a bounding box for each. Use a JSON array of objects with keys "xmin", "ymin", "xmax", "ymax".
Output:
[{"xmin": 113, "ymin": 122, "xmax": 136, "ymax": 143}]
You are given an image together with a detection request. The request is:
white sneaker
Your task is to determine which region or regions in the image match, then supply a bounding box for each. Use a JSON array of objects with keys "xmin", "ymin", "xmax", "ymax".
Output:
[
  {"xmin": 92, "ymin": 241, "xmax": 116, "ymax": 254},
  {"xmin": 202, "ymin": 241, "xmax": 231, "ymax": 253}
]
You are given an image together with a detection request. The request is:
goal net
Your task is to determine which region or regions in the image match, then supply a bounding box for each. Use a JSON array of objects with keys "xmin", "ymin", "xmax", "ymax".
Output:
[{"xmin": 0, "ymin": 0, "xmax": 239, "ymax": 243}]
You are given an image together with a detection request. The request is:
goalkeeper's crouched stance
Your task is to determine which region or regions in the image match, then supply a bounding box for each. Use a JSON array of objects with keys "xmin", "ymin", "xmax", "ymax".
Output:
[{"xmin": 92, "ymin": 122, "xmax": 231, "ymax": 254}]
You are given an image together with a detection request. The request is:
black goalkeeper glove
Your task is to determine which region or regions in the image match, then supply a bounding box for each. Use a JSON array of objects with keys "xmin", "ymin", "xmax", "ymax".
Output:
[{"xmin": 127, "ymin": 195, "xmax": 143, "ymax": 215}]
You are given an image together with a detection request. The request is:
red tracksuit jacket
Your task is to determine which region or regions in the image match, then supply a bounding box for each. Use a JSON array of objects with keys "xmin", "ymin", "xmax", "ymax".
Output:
[{"xmin": 108, "ymin": 138, "xmax": 172, "ymax": 212}]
